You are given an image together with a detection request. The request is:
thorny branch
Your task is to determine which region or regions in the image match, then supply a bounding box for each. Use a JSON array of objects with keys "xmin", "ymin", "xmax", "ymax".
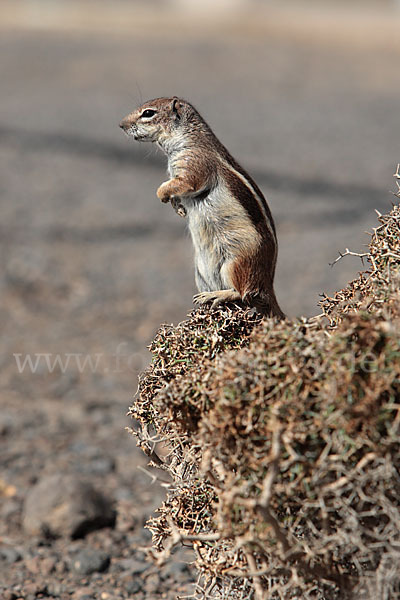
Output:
[{"xmin": 330, "ymin": 247, "xmax": 369, "ymax": 268}]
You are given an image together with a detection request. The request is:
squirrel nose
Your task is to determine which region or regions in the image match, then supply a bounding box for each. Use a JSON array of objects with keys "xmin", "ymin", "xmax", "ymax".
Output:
[{"xmin": 119, "ymin": 118, "xmax": 131, "ymax": 130}]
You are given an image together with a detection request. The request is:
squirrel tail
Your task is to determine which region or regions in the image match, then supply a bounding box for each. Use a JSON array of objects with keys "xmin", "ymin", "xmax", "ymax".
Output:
[{"xmin": 246, "ymin": 290, "xmax": 285, "ymax": 320}]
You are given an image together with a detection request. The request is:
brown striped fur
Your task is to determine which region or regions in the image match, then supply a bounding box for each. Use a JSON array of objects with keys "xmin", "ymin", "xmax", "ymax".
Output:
[{"xmin": 120, "ymin": 97, "xmax": 285, "ymax": 319}]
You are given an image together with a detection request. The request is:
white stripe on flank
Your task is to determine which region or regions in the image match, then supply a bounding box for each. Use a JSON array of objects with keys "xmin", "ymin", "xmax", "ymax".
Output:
[{"xmin": 220, "ymin": 157, "xmax": 276, "ymax": 241}]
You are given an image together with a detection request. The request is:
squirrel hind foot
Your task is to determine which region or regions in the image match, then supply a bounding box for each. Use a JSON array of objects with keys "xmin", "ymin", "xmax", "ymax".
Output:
[
  {"xmin": 193, "ymin": 289, "xmax": 242, "ymax": 309},
  {"xmin": 193, "ymin": 289, "xmax": 285, "ymax": 319}
]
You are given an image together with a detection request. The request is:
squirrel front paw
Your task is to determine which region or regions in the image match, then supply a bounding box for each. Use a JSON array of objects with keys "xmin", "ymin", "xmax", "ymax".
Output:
[
  {"xmin": 156, "ymin": 181, "xmax": 186, "ymax": 217},
  {"xmin": 156, "ymin": 182, "xmax": 171, "ymax": 204},
  {"xmin": 156, "ymin": 185, "xmax": 186, "ymax": 217},
  {"xmin": 171, "ymin": 196, "xmax": 187, "ymax": 218}
]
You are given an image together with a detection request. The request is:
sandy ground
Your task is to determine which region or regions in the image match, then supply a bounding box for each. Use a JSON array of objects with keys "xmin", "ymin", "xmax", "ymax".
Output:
[{"xmin": 0, "ymin": 1, "xmax": 399, "ymax": 598}]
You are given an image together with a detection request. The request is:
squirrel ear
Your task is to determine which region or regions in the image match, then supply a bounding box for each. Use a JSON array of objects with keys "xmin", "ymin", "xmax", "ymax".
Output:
[{"xmin": 171, "ymin": 97, "xmax": 181, "ymax": 120}]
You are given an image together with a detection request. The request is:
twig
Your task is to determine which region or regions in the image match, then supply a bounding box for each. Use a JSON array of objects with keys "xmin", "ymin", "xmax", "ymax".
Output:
[
  {"xmin": 381, "ymin": 251, "xmax": 400, "ymax": 260},
  {"xmin": 244, "ymin": 550, "xmax": 265, "ymax": 600},
  {"xmin": 183, "ymin": 532, "xmax": 221, "ymax": 542},
  {"xmin": 147, "ymin": 516, "xmax": 220, "ymax": 566},
  {"xmin": 323, "ymin": 452, "xmax": 376, "ymax": 492},
  {"xmin": 137, "ymin": 465, "xmax": 171, "ymax": 486},
  {"xmin": 330, "ymin": 248, "xmax": 369, "ymax": 268},
  {"xmin": 140, "ymin": 444, "xmax": 167, "ymax": 468}
]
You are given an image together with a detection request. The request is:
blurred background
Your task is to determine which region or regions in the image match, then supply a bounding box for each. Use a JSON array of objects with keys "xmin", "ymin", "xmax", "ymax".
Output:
[{"xmin": 0, "ymin": 0, "xmax": 399, "ymax": 597}]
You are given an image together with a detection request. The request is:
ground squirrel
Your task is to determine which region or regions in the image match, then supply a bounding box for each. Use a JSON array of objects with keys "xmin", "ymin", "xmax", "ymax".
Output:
[{"xmin": 120, "ymin": 97, "xmax": 285, "ymax": 318}]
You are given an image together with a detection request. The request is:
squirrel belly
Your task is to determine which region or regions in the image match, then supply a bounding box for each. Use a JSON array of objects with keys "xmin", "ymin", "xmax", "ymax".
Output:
[{"xmin": 182, "ymin": 184, "xmax": 260, "ymax": 292}]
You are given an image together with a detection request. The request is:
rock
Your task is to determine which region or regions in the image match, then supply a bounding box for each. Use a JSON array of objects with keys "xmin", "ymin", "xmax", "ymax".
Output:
[
  {"xmin": 23, "ymin": 581, "xmax": 47, "ymax": 598},
  {"xmin": 162, "ymin": 559, "xmax": 191, "ymax": 581},
  {"xmin": 0, "ymin": 498, "xmax": 20, "ymax": 521},
  {"xmin": 49, "ymin": 373, "xmax": 78, "ymax": 399},
  {"xmin": 2, "ymin": 590, "xmax": 18, "ymax": 600},
  {"xmin": 145, "ymin": 573, "xmax": 161, "ymax": 594},
  {"xmin": 117, "ymin": 558, "xmax": 148, "ymax": 575},
  {"xmin": 25, "ymin": 556, "xmax": 41, "ymax": 575},
  {"xmin": 5, "ymin": 247, "xmax": 47, "ymax": 292},
  {"xmin": 72, "ymin": 588, "xmax": 96, "ymax": 600},
  {"xmin": 40, "ymin": 556, "xmax": 56, "ymax": 575},
  {"xmin": 47, "ymin": 582, "xmax": 69, "ymax": 596},
  {"xmin": 0, "ymin": 546, "xmax": 22, "ymax": 564},
  {"xmin": 78, "ymin": 456, "xmax": 115, "ymax": 476},
  {"xmin": 124, "ymin": 577, "xmax": 142, "ymax": 595},
  {"xmin": 55, "ymin": 559, "xmax": 68, "ymax": 574},
  {"xmin": 71, "ymin": 548, "xmax": 110, "ymax": 575},
  {"xmin": 22, "ymin": 474, "xmax": 116, "ymax": 538},
  {"xmin": 0, "ymin": 413, "xmax": 13, "ymax": 436}
]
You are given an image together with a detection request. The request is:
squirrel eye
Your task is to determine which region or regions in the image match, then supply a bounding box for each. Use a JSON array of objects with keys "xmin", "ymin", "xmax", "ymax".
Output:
[{"xmin": 141, "ymin": 109, "xmax": 156, "ymax": 119}]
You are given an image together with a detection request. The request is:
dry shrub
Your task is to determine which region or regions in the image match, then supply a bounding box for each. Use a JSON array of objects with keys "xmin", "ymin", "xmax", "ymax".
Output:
[{"xmin": 130, "ymin": 196, "xmax": 400, "ymax": 599}]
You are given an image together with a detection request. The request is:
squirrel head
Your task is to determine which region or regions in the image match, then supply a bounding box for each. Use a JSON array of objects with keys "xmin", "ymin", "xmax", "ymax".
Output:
[{"xmin": 119, "ymin": 97, "xmax": 191, "ymax": 145}]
